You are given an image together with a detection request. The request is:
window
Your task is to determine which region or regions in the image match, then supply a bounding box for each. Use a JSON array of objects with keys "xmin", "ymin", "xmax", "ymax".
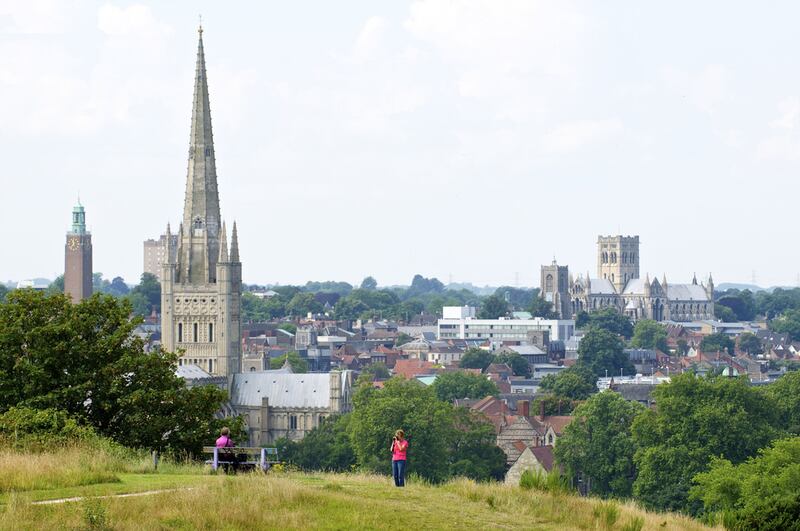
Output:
[
  {"xmin": 545, "ymin": 274, "xmax": 554, "ymax": 292},
  {"xmin": 177, "ymin": 323, "xmax": 183, "ymax": 342},
  {"xmin": 208, "ymin": 323, "xmax": 214, "ymax": 343},
  {"xmin": 289, "ymin": 415, "xmax": 298, "ymax": 430},
  {"xmin": 208, "ymin": 359, "xmax": 213, "ymax": 373},
  {"xmin": 193, "ymin": 323, "xmax": 198, "ymax": 342}
]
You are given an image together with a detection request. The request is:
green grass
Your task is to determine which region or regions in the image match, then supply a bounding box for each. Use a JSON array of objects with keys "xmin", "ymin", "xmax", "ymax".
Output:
[{"xmin": 0, "ymin": 472, "xmax": 716, "ymax": 530}]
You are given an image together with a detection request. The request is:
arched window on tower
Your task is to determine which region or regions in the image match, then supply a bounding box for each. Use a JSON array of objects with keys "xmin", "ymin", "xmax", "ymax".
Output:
[
  {"xmin": 208, "ymin": 323, "xmax": 214, "ymax": 343},
  {"xmin": 193, "ymin": 323, "xmax": 198, "ymax": 343},
  {"xmin": 177, "ymin": 323, "xmax": 183, "ymax": 343},
  {"xmin": 611, "ymin": 252, "xmax": 617, "ymax": 263},
  {"xmin": 545, "ymin": 274, "xmax": 554, "ymax": 292}
]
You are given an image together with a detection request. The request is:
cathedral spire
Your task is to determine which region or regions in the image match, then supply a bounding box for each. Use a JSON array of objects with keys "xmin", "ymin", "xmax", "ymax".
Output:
[
  {"xmin": 219, "ymin": 221, "xmax": 229, "ymax": 262},
  {"xmin": 230, "ymin": 221, "xmax": 240, "ymax": 262},
  {"xmin": 178, "ymin": 26, "xmax": 221, "ymax": 283}
]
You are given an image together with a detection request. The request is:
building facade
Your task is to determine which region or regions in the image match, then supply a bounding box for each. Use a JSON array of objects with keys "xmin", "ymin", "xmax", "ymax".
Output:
[
  {"xmin": 143, "ymin": 232, "xmax": 178, "ymax": 281},
  {"xmin": 64, "ymin": 201, "xmax": 92, "ymax": 302},
  {"xmin": 597, "ymin": 235, "xmax": 640, "ymax": 293},
  {"xmin": 160, "ymin": 27, "xmax": 242, "ymax": 377},
  {"xmin": 438, "ymin": 308, "xmax": 574, "ymax": 344},
  {"xmin": 229, "ymin": 369, "xmax": 353, "ymax": 445}
]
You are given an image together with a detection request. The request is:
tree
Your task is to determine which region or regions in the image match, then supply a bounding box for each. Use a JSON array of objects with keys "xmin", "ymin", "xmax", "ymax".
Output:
[
  {"xmin": 631, "ymin": 373, "xmax": 782, "ymax": 513},
  {"xmin": 555, "ymin": 391, "xmax": 645, "ymax": 498},
  {"xmin": 676, "ymin": 339, "xmax": 689, "ymax": 355},
  {"xmin": 529, "ymin": 296, "xmax": 558, "ymax": 319},
  {"xmin": 716, "ymin": 290, "xmax": 757, "ymax": 322},
  {"xmin": 278, "ymin": 323, "xmax": 297, "ymax": 335},
  {"xmin": 277, "ymin": 414, "xmax": 356, "ymax": 472},
  {"xmin": 108, "ymin": 276, "xmax": 130, "ymax": 297},
  {"xmin": 493, "ymin": 352, "xmax": 531, "ymax": 378},
  {"xmin": 128, "ymin": 273, "xmax": 161, "ymax": 314},
  {"xmin": 714, "ymin": 304, "xmax": 737, "ymax": 323},
  {"xmin": 93, "ymin": 273, "xmax": 111, "ymax": 294},
  {"xmin": 631, "ymin": 320, "xmax": 668, "ymax": 352},
  {"xmin": 770, "ymin": 309, "xmax": 800, "ymax": 341},
  {"xmin": 360, "ymin": 276, "xmax": 378, "ymax": 290},
  {"xmin": 46, "ymin": 275, "xmax": 64, "ymax": 296},
  {"xmin": 333, "ymin": 298, "xmax": 369, "ymax": 321},
  {"xmin": 577, "ymin": 328, "xmax": 634, "ymax": 378},
  {"xmin": 270, "ymin": 351, "xmax": 308, "ymax": 373},
  {"xmin": 691, "ymin": 437, "xmax": 800, "ymax": 528},
  {"xmin": 575, "ymin": 310, "xmax": 590, "ymax": 328},
  {"xmin": 493, "ymin": 286, "xmax": 535, "ymax": 310},
  {"xmin": 539, "ymin": 366, "xmax": 596, "ymax": 400},
  {"xmin": 126, "ymin": 292, "xmax": 150, "ymax": 317},
  {"xmin": 350, "ymin": 378, "xmax": 454, "ymax": 482},
  {"xmin": 700, "ymin": 332, "xmax": 735, "ymax": 355},
  {"xmin": 459, "ymin": 348, "xmax": 495, "ymax": 372},
  {"xmin": 0, "ymin": 290, "xmax": 233, "ymax": 455},
  {"xmin": 362, "ymin": 362, "xmax": 390, "ymax": 380},
  {"xmin": 430, "ymin": 371, "xmax": 499, "ymax": 402},
  {"xmin": 766, "ymin": 371, "xmax": 800, "ymax": 434},
  {"xmin": 406, "ymin": 275, "xmax": 445, "ymax": 298},
  {"xmin": 0, "ymin": 284, "xmax": 8, "ymax": 304},
  {"xmin": 737, "ymin": 332, "xmax": 762, "ymax": 356},
  {"xmin": 477, "ymin": 294, "xmax": 508, "ymax": 319},
  {"xmin": 531, "ymin": 394, "xmax": 577, "ymax": 416},
  {"xmin": 395, "ymin": 332, "xmax": 413, "ymax": 347},
  {"xmin": 583, "ymin": 308, "xmax": 634, "ymax": 338},
  {"xmin": 286, "ymin": 292, "xmax": 323, "ymax": 316},
  {"xmin": 448, "ymin": 407, "xmax": 508, "ymax": 481}
]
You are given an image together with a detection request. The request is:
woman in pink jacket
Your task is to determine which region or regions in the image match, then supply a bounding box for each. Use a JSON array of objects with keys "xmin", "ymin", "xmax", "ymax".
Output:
[{"xmin": 390, "ymin": 429, "xmax": 409, "ymax": 487}]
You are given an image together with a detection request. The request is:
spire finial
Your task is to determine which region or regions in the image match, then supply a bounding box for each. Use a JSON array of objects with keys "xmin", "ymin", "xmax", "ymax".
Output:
[
  {"xmin": 198, "ymin": 14, "xmax": 203, "ymax": 36},
  {"xmin": 230, "ymin": 221, "xmax": 240, "ymax": 262}
]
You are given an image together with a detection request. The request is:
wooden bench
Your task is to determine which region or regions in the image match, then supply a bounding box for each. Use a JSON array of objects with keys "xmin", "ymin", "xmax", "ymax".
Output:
[{"xmin": 202, "ymin": 446, "xmax": 279, "ymax": 472}]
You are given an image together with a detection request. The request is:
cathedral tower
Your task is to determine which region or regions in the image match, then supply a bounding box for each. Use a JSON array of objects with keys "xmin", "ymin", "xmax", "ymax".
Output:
[
  {"xmin": 64, "ymin": 201, "xmax": 93, "ymax": 302},
  {"xmin": 540, "ymin": 259, "xmax": 571, "ymax": 318},
  {"xmin": 161, "ymin": 26, "xmax": 242, "ymax": 377},
  {"xmin": 597, "ymin": 235, "xmax": 639, "ymax": 293}
]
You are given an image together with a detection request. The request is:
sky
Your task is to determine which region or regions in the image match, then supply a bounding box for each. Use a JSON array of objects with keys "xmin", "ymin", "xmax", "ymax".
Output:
[{"xmin": 2, "ymin": 1, "xmax": 800, "ymax": 289}]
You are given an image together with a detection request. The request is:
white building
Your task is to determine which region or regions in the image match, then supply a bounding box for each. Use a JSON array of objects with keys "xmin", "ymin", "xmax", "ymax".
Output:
[{"xmin": 438, "ymin": 306, "xmax": 574, "ymax": 345}]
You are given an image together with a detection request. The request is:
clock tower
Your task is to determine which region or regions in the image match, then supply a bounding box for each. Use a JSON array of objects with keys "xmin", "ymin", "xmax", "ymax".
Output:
[{"xmin": 64, "ymin": 201, "xmax": 93, "ymax": 302}]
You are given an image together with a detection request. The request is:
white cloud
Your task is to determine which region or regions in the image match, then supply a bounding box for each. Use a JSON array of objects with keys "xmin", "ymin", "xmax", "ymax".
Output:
[
  {"xmin": 770, "ymin": 97, "xmax": 800, "ymax": 130},
  {"xmin": 352, "ymin": 16, "xmax": 386, "ymax": 63},
  {"xmin": 405, "ymin": 0, "xmax": 584, "ymax": 119},
  {"xmin": 756, "ymin": 135, "xmax": 800, "ymax": 161},
  {"xmin": 661, "ymin": 64, "xmax": 731, "ymax": 115},
  {"xmin": 0, "ymin": 0, "xmax": 74, "ymax": 34},
  {"xmin": 97, "ymin": 3, "xmax": 171, "ymax": 37},
  {"xmin": 543, "ymin": 118, "xmax": 623, "ymax": 153}
]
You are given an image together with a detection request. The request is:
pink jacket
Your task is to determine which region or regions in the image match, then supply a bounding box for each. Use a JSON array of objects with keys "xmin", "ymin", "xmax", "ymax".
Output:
[
  {"xmin": 392, "ymin": 439, "xmax": 408, "ymax": 461},
  {"xmin": 216, "ymin": 435, "xmax": 234, "ymax": 448}
]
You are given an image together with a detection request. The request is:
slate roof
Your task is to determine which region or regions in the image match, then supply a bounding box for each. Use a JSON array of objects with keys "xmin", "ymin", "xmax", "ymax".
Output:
[
  {"xmin": 530, "ymin": 446, "xmax": 555, "ymax": 472},
  {"xmin": 590, "ymin": 278, "xmax": 616, "ymax": 294},
  {"xmin": 230, "ymin": 371, "xmax": 337, "ymax": 408},
  {"xmin": 667, "ymin": 284, "xmax": 709, "ymax": 301},
  {"xmin": 175, "ymin": 364, "xmax": 213, "ymax": 379}
]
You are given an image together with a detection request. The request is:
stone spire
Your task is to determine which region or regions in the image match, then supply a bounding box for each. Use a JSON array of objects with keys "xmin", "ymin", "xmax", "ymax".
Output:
[
  {"xmin": 177, "ymin": 25, "xmax": 222, "ymax": 284},
  {"xmin": 692, "ymin": 272, "xmax": 698, "ymax": 285},
  {"xmin": 230, "ymin": 221, "xmax": 240, "ymax": 262},
  {"xmin": 218, "ymin": 221, "xmax": 229, "ymax": 262}
]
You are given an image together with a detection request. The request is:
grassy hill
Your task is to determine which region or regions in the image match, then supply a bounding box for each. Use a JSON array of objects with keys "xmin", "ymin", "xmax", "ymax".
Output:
[{"xmin": 0, "ymin": 445, "xmax": 714, "ymax": 530}]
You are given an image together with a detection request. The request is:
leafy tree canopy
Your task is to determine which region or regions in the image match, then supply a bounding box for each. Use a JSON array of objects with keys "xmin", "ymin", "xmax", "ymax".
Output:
[
  {"xmin": 631, "ymin": 320, "xmax": 668, "ymax": 352},
  {"xmin": 459, "ymin": 348, "xmax": 495, "ymax": 372},
  {"xmin": 477, "ymin": 294, "xmax": 508, "ymax": 319},
  {"xmin": 270, "ymin": 351, "xmax": 308, "ymax": 373},
  {"xmin": 493, "ymin": 352, "xmax": 531, "ymax": 378},
  {"xmin": 556, "ymin": 391, "xmax": 645, "ymax": 498},
  {"xmin": 0, "ymin": 290, "xmax": 233, "ymax": 455},
  {"xmin": 700, "ymin": 332, "xmax": 735, "ymax": 355},
  {"xmin": 580, "ymin": 308, "xmax": 634, "ymax": 338},
  {"xmin": 539, "ymin": 366, "xmax": 596, "ymax": 400},
  {"xmin": 577, "ymin": 327, "xmax": 634, "ymax": 378},
  {"xmin": 360, "ymin": 276, "xmax": 378, "ymax": 290},
  {"xmin": 430, "ymin": 371, "xmax": 499, "ymax": 403},
  {"xmin": 631, "ymin": 373, "xmax": 782, "ymax": 513}
]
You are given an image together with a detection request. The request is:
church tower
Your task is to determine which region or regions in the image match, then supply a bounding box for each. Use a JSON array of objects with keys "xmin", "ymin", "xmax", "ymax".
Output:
[
  {"xmin": 64, "ymin": 201, "xmax": 93, "ymax": 302},
  {"xmin": 597, "ymin": 235, "xmax": 639, "ymax": 293},
  {"xmin": 161, "ymin": 25, "xmax": 242, "ymax": 377},
  {"xmin": 540, "ymin": 259, "xmax": 571, "ymax": 318}
]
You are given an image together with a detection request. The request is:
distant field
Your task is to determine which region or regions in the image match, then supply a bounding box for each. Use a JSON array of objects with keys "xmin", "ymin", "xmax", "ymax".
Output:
[{"xmin": 1, "ymin": 470, "xmax": 714, "ymax": 530}]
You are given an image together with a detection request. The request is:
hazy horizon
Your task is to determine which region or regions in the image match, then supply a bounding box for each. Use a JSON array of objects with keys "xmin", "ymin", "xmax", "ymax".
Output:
[{"xmin": 3, "ymin": 1, "xmax": 800, "ymax": 288}]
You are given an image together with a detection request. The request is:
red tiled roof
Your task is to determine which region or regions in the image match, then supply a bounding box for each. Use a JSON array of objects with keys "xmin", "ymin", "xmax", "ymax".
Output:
[
  {"xmin": 512, "ymin": 440, "xmax": 527, "ymax": 453},
  {"xmin": 393, "ymin": 359, "xmax": 436, "ymax": 379}
]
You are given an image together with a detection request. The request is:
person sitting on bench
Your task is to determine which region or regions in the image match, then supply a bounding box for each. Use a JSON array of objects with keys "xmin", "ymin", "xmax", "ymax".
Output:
[{"xmin": 215, "ymin": 427, "xmax": 239, "ymax": 472}]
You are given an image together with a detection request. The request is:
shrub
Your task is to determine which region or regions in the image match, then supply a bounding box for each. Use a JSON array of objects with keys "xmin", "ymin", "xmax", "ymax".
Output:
[
  {"xmin": 593, "ymin": 501, "xmax": 619, "ymax": 529},
  {"xmin": 0, "ymin": 407, "xmax": 96, "ymax": 448}
]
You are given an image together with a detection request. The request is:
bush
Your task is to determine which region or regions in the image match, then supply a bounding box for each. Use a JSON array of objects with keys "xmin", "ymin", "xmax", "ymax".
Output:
[
  {"xmin": 726, "ymin": 495, "xmax": 800, "ymax": 531},
  {"xmin": 518, "ymin": 469, "xmax": 570, "ymax": 494},
  {"xmin": 0, "ymin": 407, "xmax": 96, "ymax": 448}
]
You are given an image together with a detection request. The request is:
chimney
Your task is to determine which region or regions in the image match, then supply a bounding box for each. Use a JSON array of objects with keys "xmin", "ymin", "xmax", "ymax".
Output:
[
  {"xmin": 518, "ymin": 400, "xmax": 530, "ymax": 417},
  {"xmin": 539, "ymin": 400, "xmax": 545, "ymax": 421}
]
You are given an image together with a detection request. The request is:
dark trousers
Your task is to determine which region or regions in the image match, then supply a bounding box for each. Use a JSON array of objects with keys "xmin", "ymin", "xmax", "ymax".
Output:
[{"xmin": 392, "ymin": 459, "xmax": 406, "ymax": 487}]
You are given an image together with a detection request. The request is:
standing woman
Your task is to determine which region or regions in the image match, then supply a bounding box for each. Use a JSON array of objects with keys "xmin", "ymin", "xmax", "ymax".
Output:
[{"xmin": 390, "ymin": 429, "xmax": 408, "ymax": 487}]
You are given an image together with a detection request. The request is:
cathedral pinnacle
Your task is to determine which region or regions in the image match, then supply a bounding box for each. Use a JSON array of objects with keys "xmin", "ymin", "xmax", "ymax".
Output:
[
  {"xmin": 230, "ymin": 221, "xmax": 240, "ymax": 263},
  {"xmin": 219, "ymin": 221, "xmax": 229, "ymax": 262}
]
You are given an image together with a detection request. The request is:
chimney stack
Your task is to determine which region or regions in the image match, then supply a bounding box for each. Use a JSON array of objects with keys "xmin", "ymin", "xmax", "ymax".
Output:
[
  {"xmin": 539, "ymin": 400, "xmax": 545, "ymax": 421},
  {"xmin": 518, "ymin": 400, "xmax": 530, "ymax": 417}
]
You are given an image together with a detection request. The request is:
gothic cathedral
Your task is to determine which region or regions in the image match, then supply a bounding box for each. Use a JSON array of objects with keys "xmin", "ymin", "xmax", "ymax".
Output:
[{"xmin": 160, "ymin": 26, "xmax": 242, "ymax": 377}]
